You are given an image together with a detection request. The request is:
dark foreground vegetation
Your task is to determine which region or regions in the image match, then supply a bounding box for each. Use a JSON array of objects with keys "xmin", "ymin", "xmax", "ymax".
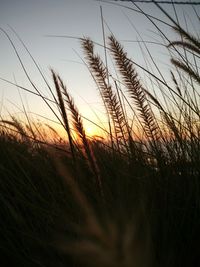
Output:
[{"xmin": 0, "ymin": 2, "xmax": 200, "ymax": 267}]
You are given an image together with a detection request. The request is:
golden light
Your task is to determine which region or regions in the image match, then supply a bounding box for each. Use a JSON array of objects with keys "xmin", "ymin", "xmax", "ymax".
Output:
[{"xmin": 85, "ymin": 125, "xmax": 99, "ymax": 138}]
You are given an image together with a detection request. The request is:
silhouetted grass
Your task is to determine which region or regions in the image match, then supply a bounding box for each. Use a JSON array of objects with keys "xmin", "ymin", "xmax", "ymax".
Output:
[{"xmin": 0, "ymin": 4, "xmax": 200, "ymax": 267}]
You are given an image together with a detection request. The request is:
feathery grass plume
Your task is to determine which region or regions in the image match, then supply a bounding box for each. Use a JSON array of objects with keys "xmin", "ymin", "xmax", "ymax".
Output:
[
  {"xmin": 168, "ymin": 28, "xmax": 200, "ymax": 116},
  {"xmin": 153, "ymin": 0, "xmax": 200, "ymax": 51},
  {"xmin": 1, "ymin": 117, "xmax": 28, "ymax": 142},
  {"xmin": 114, "ymin": 80, "xmax": 138, "ymax": 159},
  {"xmin": 170, "ymin": 71, "xmax": 182, "ymax": 97},
  {"xmin": 172, "ymin": 26, "xmax": 200, "ymax": 52},
  {"xmin": 168, "ymin": 40, "xmax": 200, "ymax": 56},
  {"xmin": 81, "ymin": 37, "xmax": 128, "ymax": 153},
  {"xmin": 108, "ymin": 35, "xmax": 160, "ymax": 144},
  {"xmin": 154, "ymin": 0, "xmax": 200, "ymax": 112},
  {"xmin": 45, "ymin": 123, "xmax": 61, "ymax": 142},
  {"xmin": 55, "ymin": 74, "xmax": 104, "ymax": 199},
  {"xmin": 51, "ymin": 69, "xmax": 76, "ymax": 163},
  {"xmin": 171, "ymin": 58, "xmax": 200, "ymax": 86},
  {"xmin": 162, "ymin": 113, "xmax": 183, "ymax": 149}
]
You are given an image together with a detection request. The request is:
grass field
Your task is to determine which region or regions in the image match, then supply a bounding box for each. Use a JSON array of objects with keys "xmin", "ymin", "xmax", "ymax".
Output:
[{"xmin": 0, "ymin": 2, "xmax": 200, "ymax": 267}]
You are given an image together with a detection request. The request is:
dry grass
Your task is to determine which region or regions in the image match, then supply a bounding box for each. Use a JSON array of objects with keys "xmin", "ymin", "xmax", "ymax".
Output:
[{"xmin": 0, "ymin": 4, "xmax": 200, "ymax": 267}]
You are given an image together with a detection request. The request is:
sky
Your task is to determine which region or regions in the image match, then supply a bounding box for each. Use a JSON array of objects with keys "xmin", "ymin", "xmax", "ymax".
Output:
[{"xmin": 0, "ymin": 0, "xmax": 199, "ymax": 137}]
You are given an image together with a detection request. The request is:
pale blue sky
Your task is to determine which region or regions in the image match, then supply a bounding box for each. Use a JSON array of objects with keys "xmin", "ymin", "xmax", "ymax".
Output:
[{"xmin": 0, "ymin": 0, "xmax": 199, "ymax": 135}]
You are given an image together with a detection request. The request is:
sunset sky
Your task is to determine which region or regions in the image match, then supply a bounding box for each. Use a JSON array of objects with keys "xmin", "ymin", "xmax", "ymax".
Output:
[{"xmin": 0, "ymin": 0, "xmax": 199, "ymax": 137}]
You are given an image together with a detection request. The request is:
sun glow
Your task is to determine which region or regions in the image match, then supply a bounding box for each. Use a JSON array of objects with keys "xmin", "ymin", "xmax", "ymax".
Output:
[{"xmin": 85, "ymin": 125, "xmax": 100, "ymax": 138}]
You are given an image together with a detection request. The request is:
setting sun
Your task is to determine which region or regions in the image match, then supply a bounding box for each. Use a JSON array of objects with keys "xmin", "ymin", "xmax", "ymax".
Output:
[{"xmin": 85, "ymin": 125, "xmax": 98, "ymax": 137}]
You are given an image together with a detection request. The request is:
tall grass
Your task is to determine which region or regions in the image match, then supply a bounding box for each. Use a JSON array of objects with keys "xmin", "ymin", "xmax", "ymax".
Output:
[{"xmin": 0, "ymin": 3, "xmax": 200, "ymax": 267}]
